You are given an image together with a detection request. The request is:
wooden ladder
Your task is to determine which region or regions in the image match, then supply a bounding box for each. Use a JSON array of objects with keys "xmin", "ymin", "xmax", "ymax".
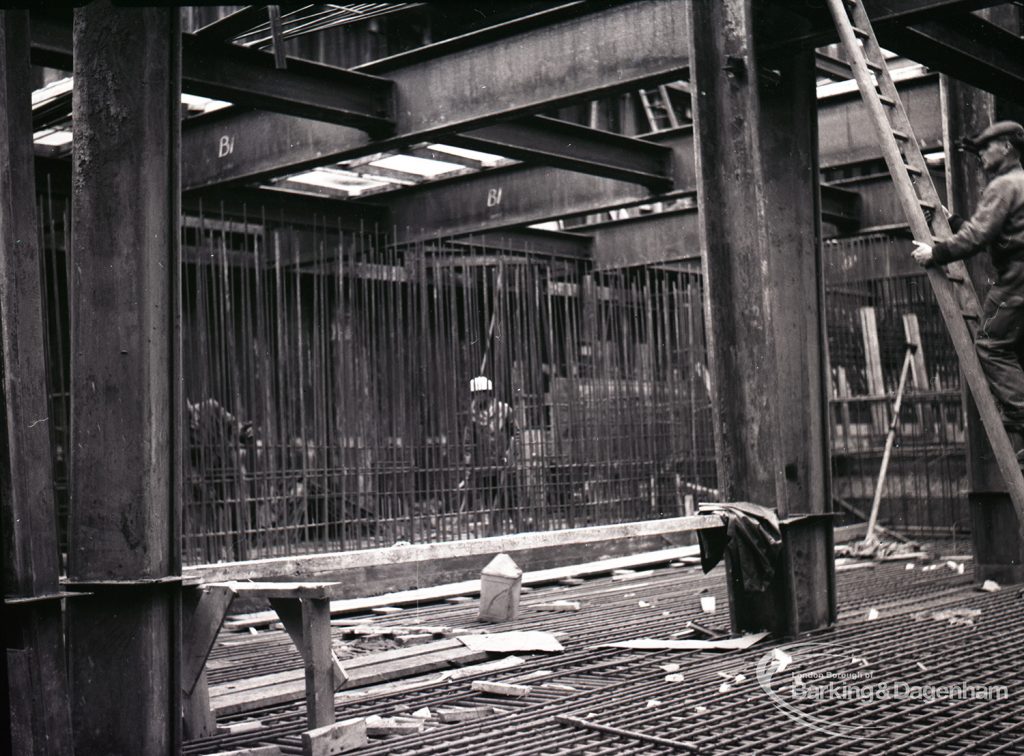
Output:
[
  {"xmin": 825, "ymin": 0, "xmax": 1024, "ymax": 538},
  {"xmin": 638, "ymin": 85, "xmax": 678, "ymax": 132}
]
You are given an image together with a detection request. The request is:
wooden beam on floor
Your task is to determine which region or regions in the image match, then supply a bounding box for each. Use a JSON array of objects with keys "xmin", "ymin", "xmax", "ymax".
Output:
[
  {"xmin": 185, "ymin": 516, "xmax": 717, "ymax": 584},
  {"xmin": 65, "ymin": 4, "xmax": 182, "ymax": 753}
]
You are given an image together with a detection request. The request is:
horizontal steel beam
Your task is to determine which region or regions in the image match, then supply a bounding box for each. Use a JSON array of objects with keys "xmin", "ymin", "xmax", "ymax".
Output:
[
  {"xmin": 443, "ymin": 228, "xmax": 593, "ymax": 259},
  {"xmin": 588, "ymin": 208, "xmax": 701, "ymax": 270},
  {"xmin": 820, "ymin": 184, "xmax": 862, "ymax": 232},
  {"xmin": 446, "ymin": 116, "xmax": 672, "ymax": 190},
  {"xmin": 762, "ymin": 0, "xmax": 1004, "ymax": 53},
  {"xmin": 181, "ymin": 34, "xmax": 394, "ymax": 133},
  {"xmin": 876, "ymin": 14, "xmax": 1024, "ymax": 101},
  {"xmin": 181, "ymin": 110, "xmax": 673, "ymax": 192},
  {"xmin": 28, "ymin": 16, "xmax": 394, "ymax": 132},
  {"xmin": 181, "ymin": 186, "xmax": 386, "ymax": 230},
  {"xmin": 181, "ymin": 110, "xmax": 370, "ymax": 192},
  {"xmin": 359, "ymin": 0, "xmax": 689, "ymax": 139},
  {"xmin": 818, "ymin": 74, "xmax": 943, "ymax": 167},
  {"xmin": 384, "ymin": 128, "xmax": 695, "ymax": 243}
]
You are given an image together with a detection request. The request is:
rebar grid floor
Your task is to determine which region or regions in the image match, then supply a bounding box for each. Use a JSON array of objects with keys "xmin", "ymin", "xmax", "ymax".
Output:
[{"xmin": 185, "ymin": 551, "xmax": 1024, "ymax": 755}]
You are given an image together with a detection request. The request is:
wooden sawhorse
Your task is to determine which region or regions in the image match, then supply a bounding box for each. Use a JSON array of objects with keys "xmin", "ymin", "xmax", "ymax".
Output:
[{"xmin": 182, "ymin": 580, "xmax": 348, "ymax": 739}]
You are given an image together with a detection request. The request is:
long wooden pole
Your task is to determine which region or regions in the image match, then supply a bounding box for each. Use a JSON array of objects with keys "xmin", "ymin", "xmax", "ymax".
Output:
[{"xmin": 865, "ymin": 344, "xmax": 917, "ymax": 542}]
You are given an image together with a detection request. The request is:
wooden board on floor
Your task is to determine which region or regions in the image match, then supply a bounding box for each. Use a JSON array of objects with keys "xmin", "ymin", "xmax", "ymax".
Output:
[
  {"xmin": 209, "ymin": 638, "xmax": 488, "ymax": 716},
  {"xmin": 224, "ymin": 545, "xmax": 705, "ymax": 631}
]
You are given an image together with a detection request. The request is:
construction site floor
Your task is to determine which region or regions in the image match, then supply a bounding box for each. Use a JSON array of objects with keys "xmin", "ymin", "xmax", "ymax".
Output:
[{"xmin": 185, "ymin": 547, "xmax": 1024, "ymax": 755}]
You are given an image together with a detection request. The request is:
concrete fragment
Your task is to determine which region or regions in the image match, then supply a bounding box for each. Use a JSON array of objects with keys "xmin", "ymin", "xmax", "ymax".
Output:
[
  {"xmin": 436, "ymin": 706, "xmax": 496, "ymax": 723},
  {"xmin": 302, "ymin": 718, "xmax": 367, "ymax": 756},
  {"xmin": 533, "ymin": 600, "xmax": 581, "ymax": 612},
  {"xmin": 471, "ymin": 680, "xmax": 532, "ymax": 697}
]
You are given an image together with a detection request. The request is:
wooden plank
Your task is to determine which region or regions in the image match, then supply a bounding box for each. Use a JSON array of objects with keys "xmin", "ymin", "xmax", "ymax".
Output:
[
  {"xmin": 209, "ymin": 640, "xmax": 487, "ymax": 717},
  {"xmin": 470, "ymin": 680, "xmax": 532, "ymax": 697},
  {"xmin": 182, "ymin": 669, "xmax": 217, "ymax": 740},
  {"xmin": 859, "ymin": 306, "xmax": 889, "ymax": 434},
  {"xmin": 302, "ymin": 598, "xmax": 335, "ymax": 729},
  {"xmin": 302, "ymin": 718, "xmax": 367, "ymax": 756},
  {"xmin": 223, "ymin": 544, "xmax": 704, "ymax": 630},
  {"xmin": 214, "ymin": 581, "xmax": 347, "ymax": 600},
  {"xmin": 186, "ymin": 517, "xmax": 716, "ymax": 583},
  {"xmin": 183, "ymin": 585, "xmax": 235, "ymax": 694}
]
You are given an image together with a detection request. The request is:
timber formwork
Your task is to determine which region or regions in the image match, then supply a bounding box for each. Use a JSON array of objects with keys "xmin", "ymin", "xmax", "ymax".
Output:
[{"xmin": 183, "ymin": 553, "xmax": 1023, "ymax": 755}]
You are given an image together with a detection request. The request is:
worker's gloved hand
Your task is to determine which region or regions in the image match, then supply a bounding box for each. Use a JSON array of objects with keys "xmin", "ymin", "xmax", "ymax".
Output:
[{"xmin": 911, "ymin": 241, "xmax": 934, "ymax": 267}]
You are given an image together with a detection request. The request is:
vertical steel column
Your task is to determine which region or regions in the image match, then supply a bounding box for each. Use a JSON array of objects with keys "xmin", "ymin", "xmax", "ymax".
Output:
[
  {"xmin": 688, "ymin": 0, "xmax": 834, "ymax": 635},
  {"xmin": 942, "ymin": 4, "xmax": 1024, "ymax": 583},
  {"xmin": 0, "ymin": 10, "xmax": 74, "ymax": 755},
  {"xmin": 67, "ymin": 3, "xmax": 182, "ymax": 753}
]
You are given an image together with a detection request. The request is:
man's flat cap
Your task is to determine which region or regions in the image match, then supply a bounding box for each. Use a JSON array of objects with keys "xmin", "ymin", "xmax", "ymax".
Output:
[{"xmin": 962, "ymin": 120, "xmax": 1024, "ymax": 153}]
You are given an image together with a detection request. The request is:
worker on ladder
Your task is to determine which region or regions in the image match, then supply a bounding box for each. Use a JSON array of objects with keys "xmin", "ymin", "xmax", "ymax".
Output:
[{"xmin": 912, "ymin": 121, "xmax": 1024, "ymax": 459}]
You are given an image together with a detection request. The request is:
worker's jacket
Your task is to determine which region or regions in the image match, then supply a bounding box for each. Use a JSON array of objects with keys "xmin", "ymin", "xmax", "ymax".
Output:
[
  {"xmin": 932, "ymin": 157, "xmax": 1024, "ymax": 277},
  {"xmin": 462, "ymin": 400, "xmax": 516, "ymax": 467}
]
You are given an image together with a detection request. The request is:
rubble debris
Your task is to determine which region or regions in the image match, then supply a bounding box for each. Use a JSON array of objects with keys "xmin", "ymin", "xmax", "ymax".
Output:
[
  {"xmin": 659, "ymin": 663, "xmax": 681, "ymax": 673},
  {"xmin": 599, "ymin": 631, "xmax": 769, "ymax": 651},
  {"xmin": 612, "ymin": 570, "xmax": 655, "ymax": 582},
  {"xmin": 204, "ymin": 747, "xmax": 281, "ymax": 756},
  {"xmin": 412, "ymin": 707, "xmax": 432, "ymax": 719},
  {"xmin": 835, "ymin": 540, "xmax": 923, "ymax": 561},
  {"xmin": 533, "ymin": 600, "xmax": 581, "ymax": 612},
  {"xmin": 699, "ymin": 590, "xmax": 717, "ymax": 614},
  {"xmin": 646, "ymin": 699, "xmax": 662, "ymax": 708},
  {"xmin": 718, "ymin": 682, "xmax": 733, "ymax": 693},
  {"xmin": 302, "ymin": 717, "xmax": 368, "ymax": 756},
  {"xmin": 364, "ymin": 715, "xmax": 425, "ymax": 737},
  {"xmin": 980, "ymin": 580, "xmax": 1001, "ymax": 593},
  {"xmin": 479, "ymin": 554, "xmax": 523, "ymax": 623},
  {"xmin": 638, "ymin": 600, "xmax": 652, "ymax": 608},
  {"xmin": 867, "ymin": 608, "xmax": 880, "ymax": 621},
  {"xmin": 436, "ymin": 706, "xmax": 497, "ymax": 723},
  {"xmin": 914, "ymin": 607, "xmax": 982, "ymax": 627},
  {"xmin": 371, "ymin": 607, "xmax": 403, "ymax": 615},
  {"xmin": 470, "ymin": 680, "xmax": 532, "ymax": 697},
  {"xmin": 459, "ymin": 630, "xmax": 564, "ymax": 653},
  {"xmin": 664, "ymin": 673, "xmax": 686, "ymax": 682},
  {"xmin": 216, "ymin": 720, "xmax": 264, "ymax": 735}
]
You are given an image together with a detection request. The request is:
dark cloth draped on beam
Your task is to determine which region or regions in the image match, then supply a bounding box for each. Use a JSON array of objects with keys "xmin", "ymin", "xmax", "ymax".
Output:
[{"xmin": 697, "ymin": 502, "xmax": 782, "ymax": 592}]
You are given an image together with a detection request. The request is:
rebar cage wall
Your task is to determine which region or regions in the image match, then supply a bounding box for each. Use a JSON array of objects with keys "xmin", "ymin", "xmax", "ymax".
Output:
[{"xmin": 34, "ymin": 174, "xmax": 970, "ymax": 565}]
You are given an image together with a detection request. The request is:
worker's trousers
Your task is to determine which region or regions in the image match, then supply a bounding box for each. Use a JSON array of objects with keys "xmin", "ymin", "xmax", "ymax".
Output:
[{"xmin": 976, "ymin": 274, "xmax": 1024, "ymax": 431}]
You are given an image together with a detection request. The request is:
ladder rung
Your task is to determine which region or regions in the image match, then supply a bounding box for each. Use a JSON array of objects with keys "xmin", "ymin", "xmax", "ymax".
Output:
[
  {"xmin": 946, "ymin": 273, "xmax": 965, "ymax": 283},
  {"xmin": 892, "ymin": 129, "xmax": 909, "ymax": 141},
  {"xmin": 904, "ymin": 164, "xmax": 922, "ymax": 176},
  {"xmin": 852, "ymin": 26, "xmax": 870, "ymax": 39},
  {"xmin": 878, "ymin": 94, "xmax": 896, "ymax": 107},
  {"xmin": 865, "ymin": 60, "xmax": 883, "ymax": 73}
]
